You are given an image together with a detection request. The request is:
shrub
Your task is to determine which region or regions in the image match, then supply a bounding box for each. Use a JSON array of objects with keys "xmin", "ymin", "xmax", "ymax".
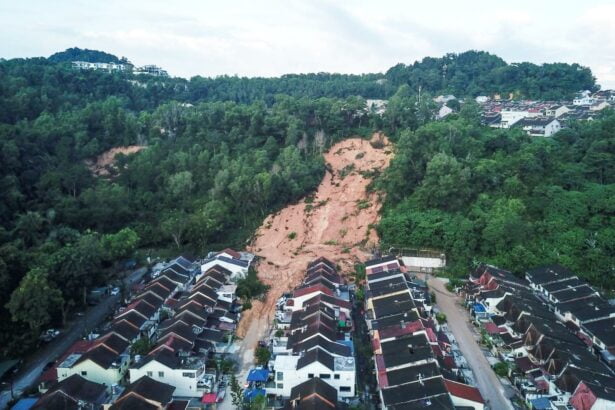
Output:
[
  {"xmin": 237, "ymin": 267, "xmax": 270, "ymax": 301},
  {"xmin": 255, "ymin": 346, "xmax": 271, "ymax": 366},
  {"xmin": 357, "ymin": 199, "xmax": 370, "ymax": 210},
  {"xmin": 493, "ymin": 362, "xmax": 509, "ymax": 377},
  {"xmin": 435, "ymin": 312, "xmax": 447, "ymax": 324},
  {"xmin": 287, "ymin": 231, "xmax": 297, "ymax": 240}
]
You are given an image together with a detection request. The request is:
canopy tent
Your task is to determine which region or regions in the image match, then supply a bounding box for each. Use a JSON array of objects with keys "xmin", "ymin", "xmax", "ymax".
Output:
[
  {"xmin": 201, "ymin": 393, "xmax": 217, "ymax": 404},
  {"xmin": 244, "ymin": 388, "xmax": 266, "ymax": 401},
  {"xmin": 246, "ymin": 368, "xmax": 269, "ymax": 383}
]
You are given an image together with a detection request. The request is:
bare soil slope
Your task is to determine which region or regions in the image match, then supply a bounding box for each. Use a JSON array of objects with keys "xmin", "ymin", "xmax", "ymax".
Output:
[
  {"xmin": 237, "ymin": 134, "xmax": 391, "ymax": 343},
  {"xmin": 86, "ymin": 145, "xmax": 146, "ymax": 176}
]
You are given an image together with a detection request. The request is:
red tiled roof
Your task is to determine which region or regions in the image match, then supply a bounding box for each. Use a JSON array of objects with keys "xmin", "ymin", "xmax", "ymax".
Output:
[
  {"xmin": 378, "ymin": 320, "xmax": 424, "ymax": 340},
  {"xmin": 484, "ymin": 322, "xmax": 503, "ymax": 335},
  {"xmin": 426, "ymin": 327, "xmax": 437, "ymax": 343},
  {"xmin": 220, "ymin": 248, "xmax": 241, "ymax": 259},
  {"xmin": 293, "ymin": 284, "xmax": 334, "ymax": 299},
  {"xmin": 375, "ymin": 354, "xmax": 386, "ymax": 372},
  {"xmin": 444, "ymin": 379, "xmax": 484, "ymax": 404},
  {"xmin": 442, "ymin": 355, "xmax": 456, "ymax": 370}
]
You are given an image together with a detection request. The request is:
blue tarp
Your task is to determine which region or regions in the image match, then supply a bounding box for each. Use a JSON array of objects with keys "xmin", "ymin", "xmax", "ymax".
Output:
[
  {"xmin": 11, "ymin": 398, "xmax": 38, "ymax": 410},
  {"xmin": 473, "ymin": 303, "xmax": 486, "ymax": 313},
  {"xmin": 244, "ymin": 388, "xmax": 266, "ymax": 401},
  {"xmin": 247, "ymin": 368, "xmax": 269, "ymax": 382},
  {"xmin": 530, "ymin": 397, "xmax": 552, "ymax": 410}
]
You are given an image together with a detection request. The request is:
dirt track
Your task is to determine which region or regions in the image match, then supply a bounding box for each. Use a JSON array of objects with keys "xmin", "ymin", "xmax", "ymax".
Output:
[{"xmin": 235, "ymin": 134, "xmax": 391, "ymax": 362}]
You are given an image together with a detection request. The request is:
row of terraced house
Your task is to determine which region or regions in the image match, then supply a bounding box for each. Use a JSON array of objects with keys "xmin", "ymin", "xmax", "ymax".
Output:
[
  {"xmin": 30, "ymin": 249, "xmax": 253, "ymax": 409},
  {"xmin": 363, "ymin": 256, "xmax": 486, "ymax": 410},
  {"xmin": 247, "ymin": 257, "xmax": 358, "ymax": 409},
  {"xmin": 466, "ymin": 263, "xmax": 615, "ymax": 410}
]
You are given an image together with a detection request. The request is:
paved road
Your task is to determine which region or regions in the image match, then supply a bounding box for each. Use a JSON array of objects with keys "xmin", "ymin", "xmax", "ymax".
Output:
[
  {"xmin": 0, "ymin": 268, "xmax": 147, "ymax": 409},
  {"xmin": 426, "ymin": 276, "xmax": 513, "ymax": 410}
]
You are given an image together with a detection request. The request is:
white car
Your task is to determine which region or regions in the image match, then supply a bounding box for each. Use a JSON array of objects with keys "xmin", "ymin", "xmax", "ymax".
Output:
[{"xmin": 111, "ymin": 287, "xmax": 120, "ymax": 296}]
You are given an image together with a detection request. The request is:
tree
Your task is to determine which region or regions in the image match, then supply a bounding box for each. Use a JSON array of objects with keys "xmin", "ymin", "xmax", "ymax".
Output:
[
  {"xmin": 7, "ymin": 268, "xmax": 63, "ymax": 333},
  {"xmin": 254, "ymin": 346, "xmax": 271, "ymax": 366},
  {"xmin": 131, "ymin": 337, "xmax": 152, "ymax": 356},
  {"xmin": 415, "ymin": 153, "xmax": 471, "ymax": 211},
  {"xmin": 101, "ymin": 227, "xmax": 139, "ymax": 262},
  {"xmin": 230, "ymin": 374, "xmax": 244, "ymax": 408},
  {"xmin": 435, "ymin": 312, "xmax": 447, "ymax": 324},
  {"xmin": 161, "ymin": 211, "xmax": 190, "ymax": 249}
]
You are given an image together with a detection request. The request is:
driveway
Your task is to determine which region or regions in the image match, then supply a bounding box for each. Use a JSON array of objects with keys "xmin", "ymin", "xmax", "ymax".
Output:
[
  {"xmin": 0, "ymin": 268, "xmax": 147, "ymax": 409},
  {"xmin": 426, "ymin": 275, "xmax": 514, "ymax": 410}
]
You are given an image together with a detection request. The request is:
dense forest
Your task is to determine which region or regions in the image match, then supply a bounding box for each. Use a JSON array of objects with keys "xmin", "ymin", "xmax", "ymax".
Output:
[
  {"xmin": 378, "ymin": 109, "xmax": 615, "ymax": 290},
  {"xmin": 0, "ymin": 55, "xmax": 376, "ymax": 355},
  {"xmin": 0, "ymin": 48, "xmax": 608, "ymax": 355}
]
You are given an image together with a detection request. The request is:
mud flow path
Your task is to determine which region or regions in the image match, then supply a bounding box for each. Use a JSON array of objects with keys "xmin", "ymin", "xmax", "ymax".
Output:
[{"xmin": 233, "ymin": 134, "xmax": 391, "ymax": 373}]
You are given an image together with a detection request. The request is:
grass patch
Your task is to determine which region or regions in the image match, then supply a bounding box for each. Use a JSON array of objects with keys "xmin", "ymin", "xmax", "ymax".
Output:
[
  {"xmin": 324, "ymin": 240, "xmax": 338, "ymax": 246},
  {"xmin": 357, "ymin": 199, "xmax": 370, "ymax": 210},
  {"xmin": 339, "ymin": 163, "xmax": 355, "ymax": 179}
]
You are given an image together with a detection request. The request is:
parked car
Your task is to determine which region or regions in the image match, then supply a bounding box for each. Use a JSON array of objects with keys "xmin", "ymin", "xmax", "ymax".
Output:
[
  {"xmin": 111, "ymin": 287, "xmax": 120, "ymax": 296},
  {"xmin": 40, "ymin": 329, "xmax": 60, "ymax": 342}
]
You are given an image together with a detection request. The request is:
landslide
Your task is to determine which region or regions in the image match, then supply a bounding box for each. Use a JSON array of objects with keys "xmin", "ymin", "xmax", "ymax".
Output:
[{"xmin": 237, "ymin": 133, "xmax": 391, "ymax": 339}]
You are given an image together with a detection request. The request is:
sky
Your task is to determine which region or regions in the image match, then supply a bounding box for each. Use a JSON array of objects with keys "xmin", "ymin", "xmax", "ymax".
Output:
[{"xmin": 1, "ymin": 0, "xmax": 615, "ymax": 88}]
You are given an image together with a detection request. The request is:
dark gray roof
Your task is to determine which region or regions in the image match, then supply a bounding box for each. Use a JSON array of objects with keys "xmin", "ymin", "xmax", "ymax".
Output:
[
  {"xmin": 380, "ymin": 333, "xmax": 433, "ymax": 369},
  {"xmin": 293, "ymin": 336, "xmax": 352, "ymax": 357},
  {"xmin": 381, "ymin": 376, "xmax": 449, "ymax": 407},
  {"xmin": 527, "ymin": 265, "xmax": 576, "ymax": 285},
  {"xmin": 365, "ymin": 255, "xmax": 397, "ymax": 267},
  {"xmin": 36, "ymin": 374, "xmax": 106, "ymax": 407},
  {"xmin": 297, "ymin": 348, "xmax": 335, "ymax": 371},
  {"xmin": 385, "ymin": 362, "xmax": 442, "ymax": 387},
  {"xmin": 583, "ymin": 317, "xmax": 615, "ymax": 347},
  {"xmin": 557, "ymin": 296, "xmax": 615, "ymax": 322},
  {"xmin": 288, "ymin": 377, "xmax": 338, "ymax": 407},
  {"xmin": 116, "ymin": 375, "xmax": 175, "ymax": 406},
  {"xmin": 372, "ymin": 292, "xmax": 416, "ymax": 319}
]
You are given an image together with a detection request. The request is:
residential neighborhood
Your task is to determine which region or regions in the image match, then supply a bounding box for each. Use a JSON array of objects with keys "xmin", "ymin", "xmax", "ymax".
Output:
[
  {"xmin": 433, "ymin": 89, "xmax": 615, "ymax": 137},
  {"xmin": 466, "ymin": 263, "xmax": 615, "ymax": 409},
  {"xmin": 7, "ymin": 251, "xmax": 253, "ymax": 409}
]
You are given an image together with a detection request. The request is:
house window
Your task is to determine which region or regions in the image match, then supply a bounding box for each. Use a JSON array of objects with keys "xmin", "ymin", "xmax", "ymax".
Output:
[
  {"xmin": 319, "ymin": 374, "xmax": 330, "ymax": 379},
  {"xmin": 307, "ymin": 373, "xmax": 314, "ymax": 379},
  {"xmin": 340, "ymin": 386, "xmax": 351, "ymax": 392},
  {"xmin": 146, "ymin": 371, "xmax": 153, "ymax": 377},
  {"xmin": 334, "ymin": 374, "xmax": 340, "ymax": 380},
  {"xmin": 182, "ymin": 372, "xmax": 195, "ymax": 378},
  {"xmin": 276, "ymin": 372, "xmax": 283, "ymax": 381},
  {"xmin": 158, "ymin": 371, "xmax": 164, "ymax": 377},
  {"xmin": 277, "ymin": 383, "xmax": 283, "ymax": 389},
  {"xmin": 81, "ymin": 371, "xmax": 87, "ymax": 376}
]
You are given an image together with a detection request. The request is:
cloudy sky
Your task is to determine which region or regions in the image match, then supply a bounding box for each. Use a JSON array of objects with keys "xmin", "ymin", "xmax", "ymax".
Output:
[{"xmin": 2, "ymin": 0, "xmax": 615, "ymax": 87}]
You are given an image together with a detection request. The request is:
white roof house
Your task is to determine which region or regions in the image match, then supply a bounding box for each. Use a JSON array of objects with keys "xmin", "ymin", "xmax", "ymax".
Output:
[{"xmin": 266, "ymin": 350, "xmax": 356, "ymax": 398}]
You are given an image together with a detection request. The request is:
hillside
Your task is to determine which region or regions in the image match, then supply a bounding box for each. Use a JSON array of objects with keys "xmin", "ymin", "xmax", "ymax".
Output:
[
  {"xmin": 48, "ymin": 47, "xmax": 121, "ymax": 63},
  {"xmin": 0, "ymin": 49, "xmax": 612, "ymax": 357},
  {"xmin": 235, "ymin": 135, "xmax": 390, "ymax": 372}
]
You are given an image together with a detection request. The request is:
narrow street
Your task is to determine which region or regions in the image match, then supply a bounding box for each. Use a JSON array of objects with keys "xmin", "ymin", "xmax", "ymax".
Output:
[
  {"xmin": 426, "ymin": 275, "xmax": 514, "ymax": 410},
  {"xmin": 0, "ymin": 268, "xmax": 147, "ymax": 410}
]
